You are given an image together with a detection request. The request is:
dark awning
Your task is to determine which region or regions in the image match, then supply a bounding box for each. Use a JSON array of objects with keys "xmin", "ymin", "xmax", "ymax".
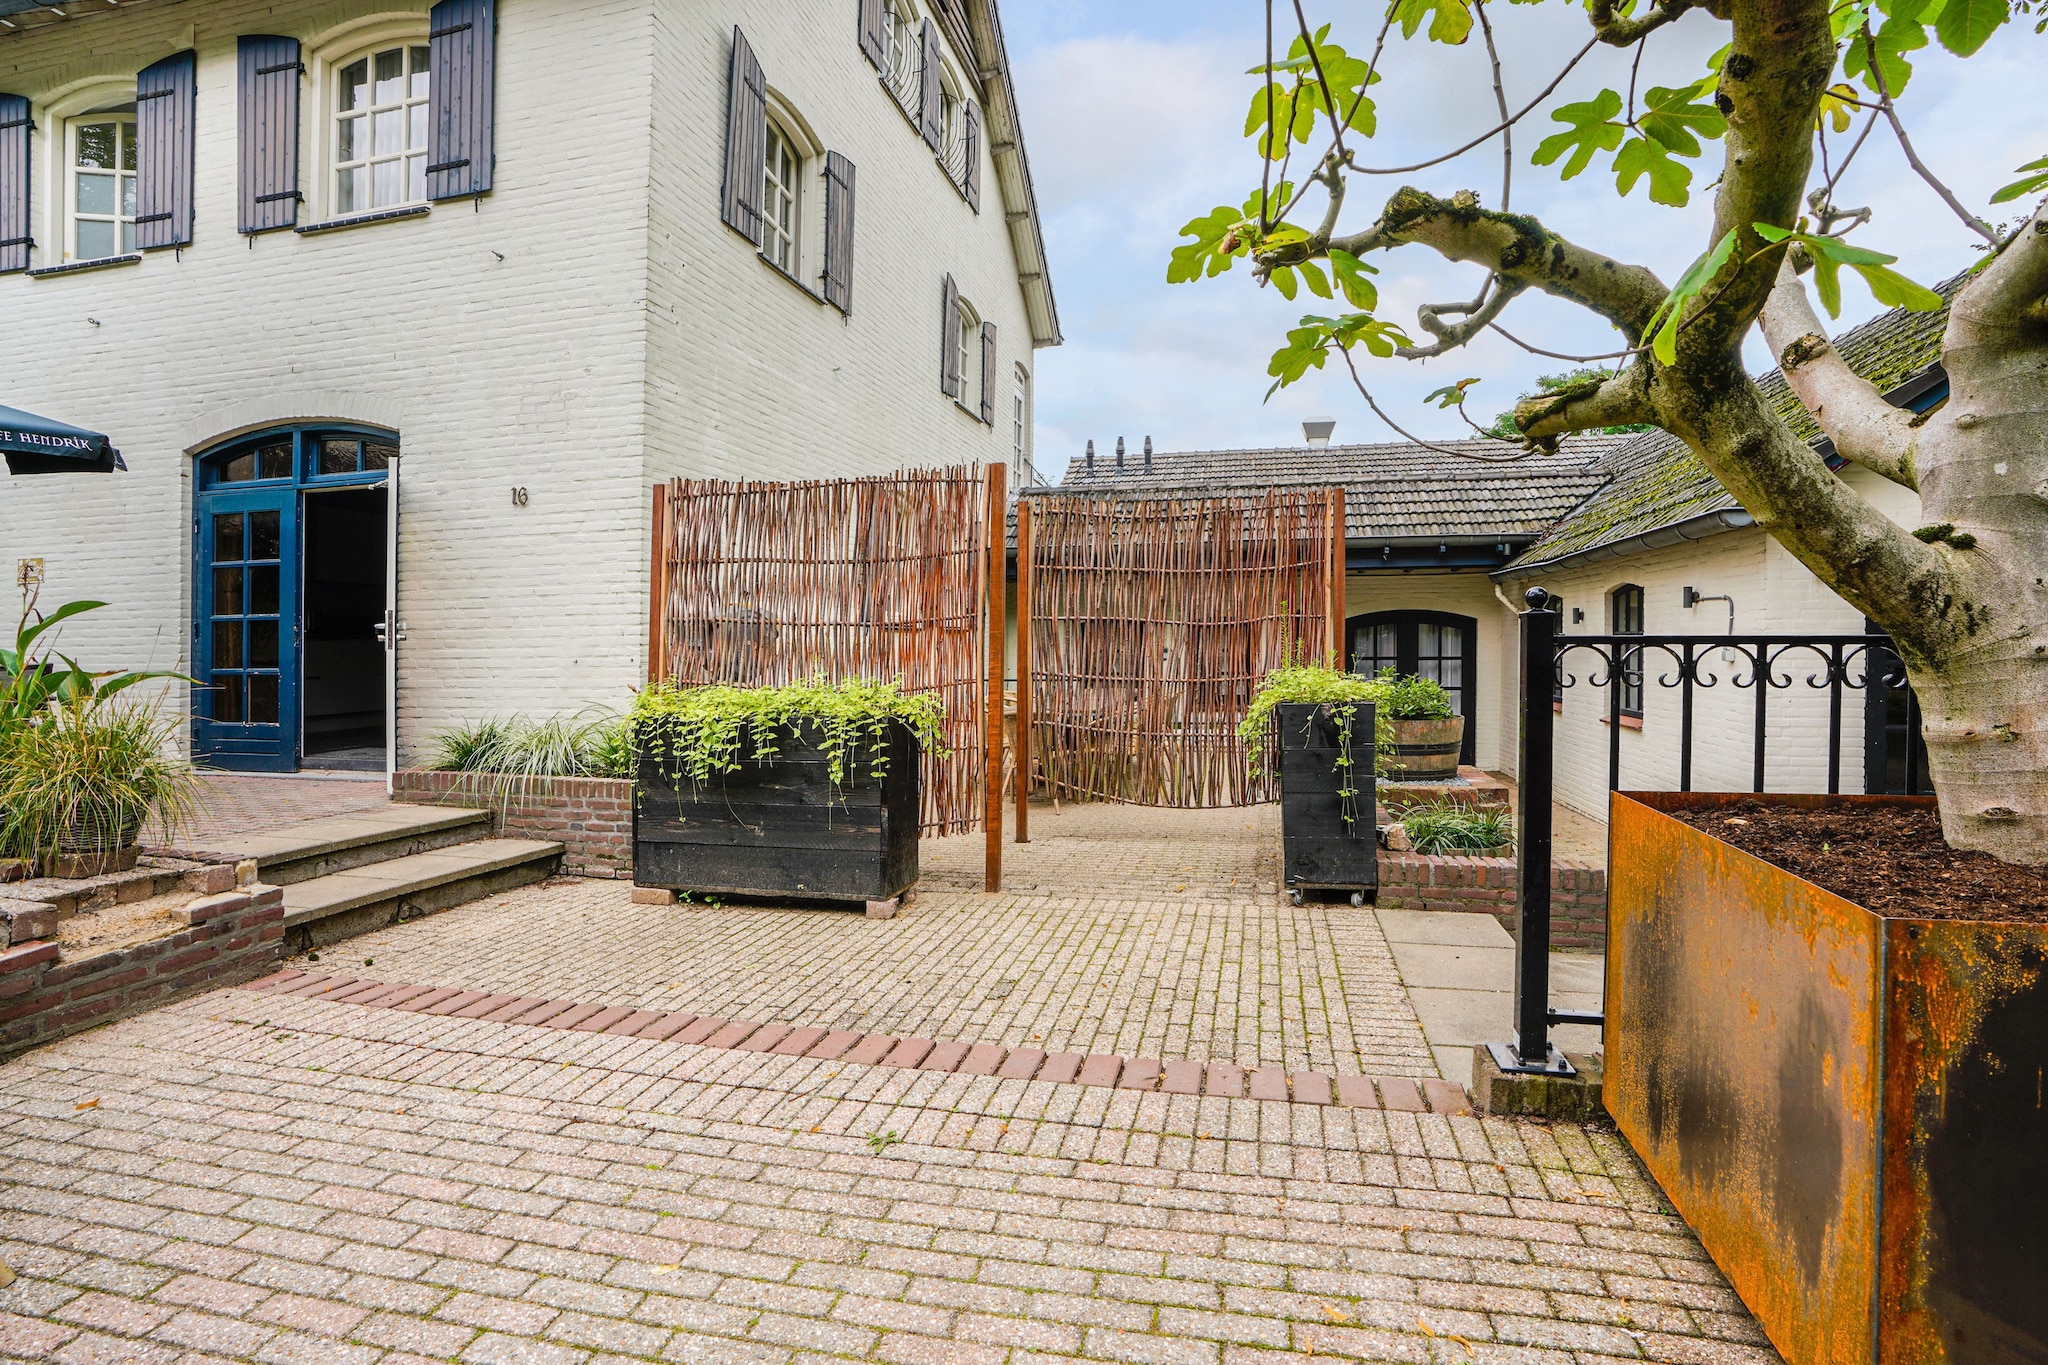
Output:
[{"xmin": 1, "ymin": 404, "xmax": 127, "ymax": 475}]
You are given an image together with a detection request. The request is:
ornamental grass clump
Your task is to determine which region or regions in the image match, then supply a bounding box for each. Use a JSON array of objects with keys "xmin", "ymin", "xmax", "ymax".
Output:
[
  {"xmin": 1400, "ymin": 798, "xmax": 1513, "ymax": 856},
  {"xmin": 426, "ymin": 709, "xmax": 631, "ymax": 780},
  {"xmin": 629, "ymin": 676, "xmax": 948, "ymax": 798},
  {"xmin": 0, "ymin": 695, "xmax": 205, "ymax": 863}
]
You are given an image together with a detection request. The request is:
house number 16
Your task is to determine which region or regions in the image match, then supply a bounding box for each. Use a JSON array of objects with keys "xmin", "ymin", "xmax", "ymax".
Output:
[{"xmin": 511, "ymin": 487, "xmax": 529, "ymax": 506}]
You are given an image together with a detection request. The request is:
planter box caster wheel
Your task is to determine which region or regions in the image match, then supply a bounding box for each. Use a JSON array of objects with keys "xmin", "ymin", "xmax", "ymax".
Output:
[
  {"xmin": 1349, "ymin": 891, "xmax": 1366, "ymax": 907},
  {"xmin": 1288, "ymin": 888, "xmax": 1304, "ymax": 906}
]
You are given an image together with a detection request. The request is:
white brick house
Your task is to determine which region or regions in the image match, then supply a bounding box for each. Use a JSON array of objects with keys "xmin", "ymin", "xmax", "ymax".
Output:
[
  {"xmin": 0, "ymin": 0, "xmax": 1057, "ymax": 772},
  {"xmin": 1051, "ymin": 282, "xmax": 1952, "ymax": 823}
]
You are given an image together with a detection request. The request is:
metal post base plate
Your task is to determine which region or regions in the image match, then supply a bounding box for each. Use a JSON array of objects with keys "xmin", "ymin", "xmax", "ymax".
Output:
[{"xmin": 1485, "ymin": 1041, "xmax": 1577, "ymax": 1078}]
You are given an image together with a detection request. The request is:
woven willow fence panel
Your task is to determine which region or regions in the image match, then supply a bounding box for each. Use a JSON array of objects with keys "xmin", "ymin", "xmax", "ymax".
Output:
[
  {"xmin": 1027, "ymin": 491, "xmax": 1344, "ymax": 807},
  {"xmin": 653, "ymin": 467, "xmax": 991, "ymax": 835}
]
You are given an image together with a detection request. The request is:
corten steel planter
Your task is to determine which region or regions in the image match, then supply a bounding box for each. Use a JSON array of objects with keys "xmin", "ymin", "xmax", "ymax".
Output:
[
  {"xmin": 1387, "ymin": 714, "xmax": 1463, "ymax": 782},
  {"xmin": 634, "ymin": 721, "xmax": 919, "ymax": 904},
  {"xmin": 1606, "ymin": 791, "xmax": 2048, "ymax": 1365},
  {"xmin": 1275, "ymin": 701, "xmax": 1377, "ymax": 904}
]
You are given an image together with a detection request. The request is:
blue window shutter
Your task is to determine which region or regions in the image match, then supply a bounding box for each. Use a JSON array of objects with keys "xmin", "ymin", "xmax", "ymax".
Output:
[
  {"xmin": 918, "ymin": 19, "xmax": 943, "ymax": 150},
  {"xmin": 960, "ymin": 98, "xmax": 981, "ymax": 211},
  {"xmin": 940, "ymin": 273, "xmax": 960, "ymax": 398},
  {"xmin": 979, "ymin": 321, "xmax": 997, "ymax": 424},
  {"xmin": 0, "ymin": 94, "xmax": 30, "ymax": 274},
  {"xmin": 822, "ymin": 150, "xmax": 855, "ymax": 314},
  {"xmin": 135, "ymin": 51, "xmax": 196, "ymax": 250},
  {"xmin": 721, "ymin": 26, "xmax": 766, "ymax": 245},
  {"xmin": 427, "ymin": 0, "xmax": 496, "ymax": 201},
  {"xmin": 858, "ymin": 0, "xmax": 886, "ymax": 70},
  {"xmin": 237, "ymin": 36, "xmax": 302, "ymax": 234}
]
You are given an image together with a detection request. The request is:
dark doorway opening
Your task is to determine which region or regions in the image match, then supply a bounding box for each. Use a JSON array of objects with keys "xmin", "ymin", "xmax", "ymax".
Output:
[
  {"xmin": 302, "ymin": 487, "xmax": 387, "ymax": 771},
  {"xmin": 1346, "ymin": 609, "xmax": 1479, "ymax": 766}
]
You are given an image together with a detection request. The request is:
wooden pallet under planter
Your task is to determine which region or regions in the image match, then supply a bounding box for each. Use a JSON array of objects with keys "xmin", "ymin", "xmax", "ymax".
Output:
[
  {"xmin": 1275, "ymin": 701, "xmax": 1377, "ymax": 905},
  {"xmin": 633, "ymin": 721, "xmax": 919, "ymax": 904}
]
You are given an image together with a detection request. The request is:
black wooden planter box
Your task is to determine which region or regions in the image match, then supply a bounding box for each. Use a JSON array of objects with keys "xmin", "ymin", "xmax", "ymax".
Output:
[
  {"xmin": 633, "ymin": 721, "xmax": 919, "ymax": 904},
  {"xmin": 1275, "ymin": 701, "xmax": 1378, "ymax": 904}
]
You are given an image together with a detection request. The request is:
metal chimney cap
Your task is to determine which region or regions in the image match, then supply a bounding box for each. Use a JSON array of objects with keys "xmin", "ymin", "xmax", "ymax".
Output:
[{"xmin": 1303, "ymin": 417, "xmax": 1337, "ymax": 447}]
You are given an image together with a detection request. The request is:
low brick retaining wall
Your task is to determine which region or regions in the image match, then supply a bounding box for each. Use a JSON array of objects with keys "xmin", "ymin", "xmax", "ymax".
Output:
[
  {"xmin": 1377, "ymin": 852, "xmax": 1608, "ymax": 951},
  {"xmin": 0, "ymin": 885, "xmax": 286, "ymax": 1058},
  {"xmin": 393, "ymin": 770, "xmax": 632, "ymax": 878}
]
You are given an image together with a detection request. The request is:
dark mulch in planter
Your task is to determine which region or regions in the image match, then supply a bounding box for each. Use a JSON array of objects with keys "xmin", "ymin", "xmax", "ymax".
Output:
[{"xmin": 1671, "ymin": 799, "xmax": 2048, "ymax": 922}]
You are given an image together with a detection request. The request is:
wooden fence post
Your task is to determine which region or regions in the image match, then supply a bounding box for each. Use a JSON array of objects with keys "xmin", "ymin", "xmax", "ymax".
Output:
[
  {"xmin": 1326, "ymin": 488, "xmax": 1346, "ymax": 666},
  {"xmin": 984, "ymin": 462, "xmax": 1007, "ymax": 891},
  {"xmin": 647, "ymin": 482, "xmax": 670, "ymax": 684},
  {"xmin": 1014, "ymin": 496, "xmax": 1032, "ymax": 844}
]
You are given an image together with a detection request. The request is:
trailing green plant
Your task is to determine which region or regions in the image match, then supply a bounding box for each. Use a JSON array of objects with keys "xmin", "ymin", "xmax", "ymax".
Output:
[
  {"xmin": 629, "ymin": 676, "xmax": 947, "ymax": 797},
  {"xmin": 1238, "ymin": 662, "xmax": 1397, "ymax": 780},
  {"xmin": 1400, "ymin": 799, "xmax": 1513, "ymax": 857},
  {"xmin": 0, "ymin": 694, "xmax": 206, "ymax": 863},
  {"xmin": 1369, "ymin": 669, "xmax": 1455, "ymax": 721}
]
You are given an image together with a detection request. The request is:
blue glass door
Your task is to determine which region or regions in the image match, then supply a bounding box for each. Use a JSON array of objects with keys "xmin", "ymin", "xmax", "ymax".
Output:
[{"xmin": 193, "ymin": 489, "xmax": 299, "ymax": 770}]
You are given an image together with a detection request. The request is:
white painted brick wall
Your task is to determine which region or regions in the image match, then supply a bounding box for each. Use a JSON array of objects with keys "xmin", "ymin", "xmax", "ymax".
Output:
[
  {"xmin": 0, "ymin": 0, "xmax": 1044, "ymax": 764},
  {"xmin": 1341, "ymin": 572, "xmax": 1515, "ymax": 772}
]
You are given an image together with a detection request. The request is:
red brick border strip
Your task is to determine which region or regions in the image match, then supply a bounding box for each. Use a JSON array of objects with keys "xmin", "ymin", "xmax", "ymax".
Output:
[{"xmin": 238, "ymin": 970, "xmax": 1471, "ymax": 1113}]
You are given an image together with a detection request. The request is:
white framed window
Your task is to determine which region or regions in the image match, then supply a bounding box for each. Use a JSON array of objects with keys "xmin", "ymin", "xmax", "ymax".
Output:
[
  {"xmin": 954, "ymin": 295, "xmax": 980, "ymax": 410},
  {"xmin": 880, "ymin": 0, "xmax": 918, "ymax": 108},
  {"xmin": 1012, "ymin": 366, "xmax": 1033, "ymax": 485},
  {"xmin": 763, "ymin": 118, "xmax": 802, "ymax": 275},
  {"xmin": 67, "ymin": 111, "xmax": 137, "ymax": 261},
  {"xmin": 333, "ymin": 43, "xmax": 430, "ymax": 215}
]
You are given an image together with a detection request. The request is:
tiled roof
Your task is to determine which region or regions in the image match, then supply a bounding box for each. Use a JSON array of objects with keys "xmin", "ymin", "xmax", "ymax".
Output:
[
  {"xmin": 1501, "ymin": 271, "xmax": 1962, "ymax": 572},
  {"xmin": 1041, "ymin": 434, "xmax": 1640, "ymax": 541}
]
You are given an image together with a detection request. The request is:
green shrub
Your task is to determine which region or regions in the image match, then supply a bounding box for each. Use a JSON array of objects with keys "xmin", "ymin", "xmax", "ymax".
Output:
[
  {"xmin": 1370, "ymin": 669, "xmax": 1455, "ymax": 720},
  {"xmin": 629, "ymin": 676, "xmax": 947, "ymax": 795},
  {"xmin": 0, "ymin": 696, "xmax": 205, "ymax": 862},
  {"xmin": 1400, "ymin": 799, "xmax": 1512, "ymax": 855}
]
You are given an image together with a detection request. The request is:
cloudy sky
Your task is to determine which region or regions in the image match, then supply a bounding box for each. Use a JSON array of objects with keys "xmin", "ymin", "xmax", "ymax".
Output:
[{"xmin": 1000, "ymin": 0, "xmax": 2040, "ymax": 478}]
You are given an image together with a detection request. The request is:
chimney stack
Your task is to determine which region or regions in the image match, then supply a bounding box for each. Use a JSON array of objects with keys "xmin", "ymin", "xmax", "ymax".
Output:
[
  {"xmin": 1143, "ymin": 435, "xmax": 1153, "ymax": 472},
  {"xmin": 1115, "ymin": 436, "xmax": 1125, "ymax": 470},
  {"xmin": 1303, "ymin": 417, "xmax": 1336, "ymax": 448},
  {"xmin": 1085, "ymin": 439, "xmax": 1095, "ymax": 476}
]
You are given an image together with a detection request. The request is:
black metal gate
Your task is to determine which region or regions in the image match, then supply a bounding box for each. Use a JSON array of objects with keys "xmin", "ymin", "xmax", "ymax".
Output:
[{"xmin": 1495, "ymin": 587, "xmax": 1932, "ymax": 1074}]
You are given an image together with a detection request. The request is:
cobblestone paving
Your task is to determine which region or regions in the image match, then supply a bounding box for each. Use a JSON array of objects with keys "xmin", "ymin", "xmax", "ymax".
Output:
[
  {"xmin": 0, "ymin": 800, "xmax": 1776, "ymax": 1363},
  {"xmin": 316, "ymin": 803, "xmax": 1435, "ymax": 1079},
  {"xmin": 0, "ymin": 991, "xmax": 1778, "ymax": 1365},
  {"xmin": 173, "ymin": 775, "xmax": 392, "ymax": 848}
]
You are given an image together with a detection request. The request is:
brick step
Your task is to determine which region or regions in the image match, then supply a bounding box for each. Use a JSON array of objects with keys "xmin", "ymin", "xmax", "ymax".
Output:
[
  {"xmin": 181, "ymin": 803, "xmax": 495, "ymax": 886},
  {"xmin": 238, "ymin": 969, "xmax": 1469, "ymax": 1113},
  {"xmin": 278, "ymin": 839, "xmax": 562, "ymax": 951}
]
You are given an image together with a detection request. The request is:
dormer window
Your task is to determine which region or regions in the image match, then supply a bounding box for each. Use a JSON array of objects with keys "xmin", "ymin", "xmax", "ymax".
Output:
[{"xmin": 334, "ymin": 44, "xmax": 430, "ymax": 214}]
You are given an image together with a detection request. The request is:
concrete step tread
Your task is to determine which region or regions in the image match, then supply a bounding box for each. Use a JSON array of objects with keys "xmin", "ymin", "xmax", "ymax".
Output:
[
  {"xmin": 282, "ymin": 838, "xmax": 562, "ymax": 926},
  {"xmin": 209, "ymin": 804, "xmax": 492, "ymax": 868}
]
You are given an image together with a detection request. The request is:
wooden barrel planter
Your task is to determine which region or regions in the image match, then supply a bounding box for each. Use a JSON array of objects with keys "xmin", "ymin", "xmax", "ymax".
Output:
[
  {"xmin": 1606, "ymin": 791, "xmax": 2048, "ymax": 1365},
  {"xmin": 1386, "ymin": 714, "xmax": 1464, "ymax": 781},
  {"xmin": 1275, "ymin": 701, "xmax": 1377, "ymax": 906},
  {"xmin": 633, "ymin": 720, "xmax": 920, "ymax": 905}
]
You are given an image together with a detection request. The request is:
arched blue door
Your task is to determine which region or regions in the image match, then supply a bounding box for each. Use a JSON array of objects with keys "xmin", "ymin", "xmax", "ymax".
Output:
[{"xmin": 191, "ymin": 427, "xmax": 395, "ymax": 771}]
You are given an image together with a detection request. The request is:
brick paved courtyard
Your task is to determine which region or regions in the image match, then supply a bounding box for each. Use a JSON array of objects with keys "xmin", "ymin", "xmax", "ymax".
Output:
[{"xmin": 0, "ymin": 800, "xmax": 1779, "ymax": 1363}]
